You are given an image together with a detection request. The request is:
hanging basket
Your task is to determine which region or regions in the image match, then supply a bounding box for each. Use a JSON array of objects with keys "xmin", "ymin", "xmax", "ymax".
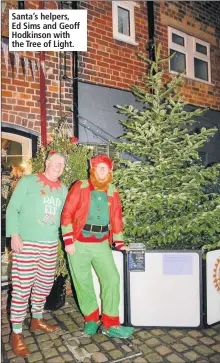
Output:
[{"xmin": 44, "ymin": 275, "xmax": 67, "ymax": 311}]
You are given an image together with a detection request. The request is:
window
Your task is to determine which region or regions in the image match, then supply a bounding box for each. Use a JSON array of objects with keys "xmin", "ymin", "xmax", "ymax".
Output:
[
  {"xmin": 1, "ymin": 132, "xmax": 33, "ymax": 251},
  {"xmin": 1, "ymin": 133, "xmax": 32, "ymax": 174},
  {"xmin": 112, "ymin": 1, "xmax": 138, "ymax": 46},
  {"xmin": 168, "ymin": 27, "xmax": 211, "ymax": 83}
]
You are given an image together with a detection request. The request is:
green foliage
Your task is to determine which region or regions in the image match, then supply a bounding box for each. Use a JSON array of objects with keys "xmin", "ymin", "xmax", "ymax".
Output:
[
  {"xmin": 114, "ymin": 44, "xmax": 220, "ymax": 251},
  {"xmin": 30, "ymin": 117, "xmax": 93, "ymax": 277},
  {"xmin": 31, "ymin": 118, "xmax": 92, "ymax": 185}
]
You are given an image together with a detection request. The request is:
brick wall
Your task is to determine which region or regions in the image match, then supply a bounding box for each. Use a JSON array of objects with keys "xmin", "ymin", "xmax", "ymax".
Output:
[
  {"xmin": 78, "ymin": 1, "xmax": 148, "ymax": 90},
  {"xmin": 2, "ymin": 0, "xmax": 219, "ymax": 138},
  {"xmin": 1, "ymin": 1, "xmax": 73, "ymax": 137},
  {"xmin": 78, "ymin": 1, "xmax": 220, "ymax": 110},
  {"xmin": 154, "ymin": 1, "xmax": 220, "ymax": 110}
]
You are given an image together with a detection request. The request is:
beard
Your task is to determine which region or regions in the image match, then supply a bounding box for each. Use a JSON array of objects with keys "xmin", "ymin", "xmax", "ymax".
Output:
[{"xmin": 90, "ymin": 168, "xmax": 113, "ymax": 191}]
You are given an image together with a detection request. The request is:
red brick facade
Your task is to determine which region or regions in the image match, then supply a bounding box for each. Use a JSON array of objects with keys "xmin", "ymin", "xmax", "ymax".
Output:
[
  {"xmin": 78, "ymin": 1, "xmax": 148, "ymax": 89},
  {"xmin": 77, "ymin": 1, "xmax": 220, "ymax": 110},
  {"xmin": 1, "ymin": 1, "xmax": 73, "ymax": 135},
  {"xmin": 154, "ymin": 1, "xmax": 220, "ymax": 110},
  {"xmin": 1, "ymin": 1, "xmax": 220, "ymax": 138}
]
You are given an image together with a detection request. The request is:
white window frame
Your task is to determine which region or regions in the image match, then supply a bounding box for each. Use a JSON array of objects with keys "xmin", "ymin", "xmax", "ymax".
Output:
[
  {"xmin": 112, "ymin": 1, "xmax": 138, "ymax": 46},
  {"xmin": 168, "ymin": 26, "xmax": 211, "ymax": 84},
  {"xmin": 2, "ymin": 132, "xmax": 32, "ymax": 173}
]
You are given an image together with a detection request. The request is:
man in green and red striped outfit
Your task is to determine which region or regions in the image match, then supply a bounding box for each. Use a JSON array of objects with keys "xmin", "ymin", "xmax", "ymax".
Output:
[
  {"xmin": 61, "ymin": 155, "xmax": 134, "ymax": 338},
  {"xmin": 6, "ymin": 151, "xmax": 67, "ymax": 357}
]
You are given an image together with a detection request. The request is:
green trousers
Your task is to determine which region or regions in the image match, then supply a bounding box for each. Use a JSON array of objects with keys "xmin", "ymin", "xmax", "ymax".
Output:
[{"xmin": 68, "ymin": 240, "xmax": 120, "ymax": 320}]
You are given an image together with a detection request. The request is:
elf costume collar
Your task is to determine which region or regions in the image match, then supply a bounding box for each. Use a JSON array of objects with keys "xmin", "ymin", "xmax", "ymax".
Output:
[{"xmin": 36, "ymin": 173, "xmax": 62, "ymax": 191}]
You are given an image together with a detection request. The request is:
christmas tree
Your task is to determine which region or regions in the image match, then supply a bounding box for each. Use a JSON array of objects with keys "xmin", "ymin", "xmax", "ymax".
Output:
[{"xmin": 114, "ymin": 45, "xmax": 220, "ymax": 251}]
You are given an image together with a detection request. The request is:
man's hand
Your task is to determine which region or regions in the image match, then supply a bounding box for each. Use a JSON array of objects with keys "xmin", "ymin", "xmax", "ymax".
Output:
[
  {"xmin": 11, "ymin": 234, "xmax": 23, "ymax": 254},
  {"xmin": 120, "ymin": 246, "xmax": 129, "ymax": 251},
  {"xmin": 65, "ymin": 244, "xmax": 75, "ymax": 255}
]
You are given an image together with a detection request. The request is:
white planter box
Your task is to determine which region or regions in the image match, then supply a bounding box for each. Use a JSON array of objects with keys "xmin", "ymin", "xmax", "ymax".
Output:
[
  {"xmin": 127, "ymin": 251, "xmax": 202, "ymax": 327},
  {"xmin": 126, "ymin": 249, "xmax": 220, "ymax": 328},
  {"xmin": 92, "ymin": 249, "xmax": 220, "ymax": 328}
]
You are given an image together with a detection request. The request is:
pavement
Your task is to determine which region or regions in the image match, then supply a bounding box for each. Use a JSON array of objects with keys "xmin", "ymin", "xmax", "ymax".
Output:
[{"xmin": 1, "ymin": 295, "xmax": 220, "ymax": 363}]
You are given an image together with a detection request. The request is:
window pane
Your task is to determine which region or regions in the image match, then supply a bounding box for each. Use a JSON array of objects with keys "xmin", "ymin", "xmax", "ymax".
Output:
[
  {"xmin": 172, "ymin": 33, "xmax": 184, "ymax": 46},
  {"xmin": 194, "ymin": 58, "xmax": 208, "ymax": 81},
  {"xmin": 170, "ymin": 49, "xmax": 186, "ymax": 73},
  {"xmin": 2, "ymin": 155, "xmax": 23, "ymax": 168},
  {"xmin": 118, "ymin": 7, "xmax": 130, "ymax": 36},
  {"xmin": 1, "ymin": 138, "xmax": 23, "ymax": 169},
  {"xmin": 2, "ymin": 138, "xmax": 22, "ymax": 155},
  {"xmin": 196, "ymin": 43, "xmax": 207, "ymax": 55}
]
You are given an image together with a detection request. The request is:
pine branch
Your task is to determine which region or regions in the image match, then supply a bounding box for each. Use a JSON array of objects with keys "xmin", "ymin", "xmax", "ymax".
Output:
[{"xmin": 113, "ymin": 44, "xmax": 219, "ymax": 252}]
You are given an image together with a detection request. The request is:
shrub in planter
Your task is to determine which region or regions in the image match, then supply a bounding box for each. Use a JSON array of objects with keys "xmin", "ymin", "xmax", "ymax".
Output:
[
  {"xmin": 30, "ymin": 117, "xmax": 93, "ymax": 310},
  {"xmin": 114, "ymin": 45, "xmax": 220, "ymax": 252}
]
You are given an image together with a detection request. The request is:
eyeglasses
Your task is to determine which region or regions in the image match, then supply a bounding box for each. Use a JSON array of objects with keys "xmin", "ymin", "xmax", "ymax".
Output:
[
  {"xmin": 49, "ymin": 161, "xmax": 65, "ymax": 168},
  {"xmin": 96, "ymin": 166, "xmax": 109, "ymax": 171}
]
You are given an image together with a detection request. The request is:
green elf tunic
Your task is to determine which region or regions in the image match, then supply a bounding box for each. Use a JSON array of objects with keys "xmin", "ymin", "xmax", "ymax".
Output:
[
  {"xmin": 81, "ymin": 190, "xmax": 109, "ymax": 239},
  {"xmin": 6, "ymin": 173, "xmax": 67, "ymax": 332},
  {"xmin": 62, "ymin": 180, "xmax": 124, "ymax": 328},
  {"xmin": 6, "ymin": 173, "xmax": 68, "ymax": 242}
]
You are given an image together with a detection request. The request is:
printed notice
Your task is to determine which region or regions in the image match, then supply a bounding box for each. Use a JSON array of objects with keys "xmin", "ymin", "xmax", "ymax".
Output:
[
  {"xmin": 129, "ymin": 251, "xmax": 145, "ymax": 272},
  {"xmin": 163, "ymin": 253, "xmax": 193, "ymax": 275},
  {"xmin": 9, "ymin": 10, "xmax": 87, "ymax": 51}
]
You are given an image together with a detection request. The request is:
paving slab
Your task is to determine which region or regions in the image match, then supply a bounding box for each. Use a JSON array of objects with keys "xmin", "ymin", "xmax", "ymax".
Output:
[{"xmin": 1, "ymin": 295, "xmax": 220, "ymax": 363}]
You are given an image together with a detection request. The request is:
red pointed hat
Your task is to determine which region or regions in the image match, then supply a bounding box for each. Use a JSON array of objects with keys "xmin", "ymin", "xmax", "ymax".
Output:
[{"xmin": 90, "ymin": 155, "xmax": 113, "ymax": 170}]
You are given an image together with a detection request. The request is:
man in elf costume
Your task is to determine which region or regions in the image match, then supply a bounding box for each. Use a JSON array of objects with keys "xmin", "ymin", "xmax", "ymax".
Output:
[
  {"xmin": 61, "ymin": 155, "xmax": 134, "ymax": 338},
  {"xmin": 6, "ymin": 151, "xmax": 68, "ymax": 357}
]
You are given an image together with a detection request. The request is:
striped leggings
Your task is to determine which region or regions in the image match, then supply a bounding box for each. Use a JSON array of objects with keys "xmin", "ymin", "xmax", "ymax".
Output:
[{"xmin": 11, "ymin": 240, "xmax": 57, "ymax": 329}]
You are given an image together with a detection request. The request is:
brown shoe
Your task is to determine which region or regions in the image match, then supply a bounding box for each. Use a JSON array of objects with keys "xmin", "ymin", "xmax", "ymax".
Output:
[
  {"xmin": 11, "ymin": 332, "xmax": 30, "ymax": 357},
  {"xmin": 30, "ymin": 318, "xmax": 59, "ymax": 333}
]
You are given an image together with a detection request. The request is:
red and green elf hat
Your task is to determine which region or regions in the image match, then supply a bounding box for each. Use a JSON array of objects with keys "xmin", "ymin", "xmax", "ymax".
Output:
[{"xmin": 90, "ymin": 155, "xmax": 113, "ymax": 170}]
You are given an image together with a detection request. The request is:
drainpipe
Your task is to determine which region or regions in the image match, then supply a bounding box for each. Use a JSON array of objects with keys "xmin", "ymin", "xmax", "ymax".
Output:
[
  {"xmin": 71, "ymin": 1, "xmax": 79, "ymax": 138},
  {"xmin": 147, "ymin": 1, "xmax": 155, "ymax": 61},
  {"xmin": 39, "ymin": 1, "xmax": 47, "ymax": 146}
]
